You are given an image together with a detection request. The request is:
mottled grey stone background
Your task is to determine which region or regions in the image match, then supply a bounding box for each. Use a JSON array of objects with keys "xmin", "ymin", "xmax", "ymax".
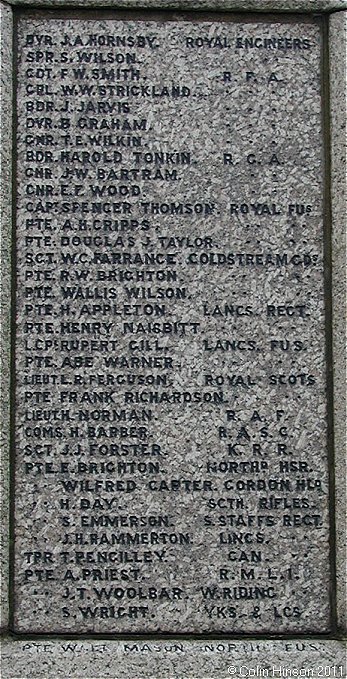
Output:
[
  {"xmin": 330, "ymin": 9, "xmax": 347, "ymax": 634},
  {"xmin": 3, "ymin": 0, "xmax": 347, "ymax": 10},
  {"xmin": 0, "ymin": 0, "xmax": 12, "ymax": 634},
  {"xmin": 0, "ymin": 2, "xmax": 346, "ymax": 678},
  {"xmin": 2, "ymin": 638, "xmax": 347, "ymax": 679}
]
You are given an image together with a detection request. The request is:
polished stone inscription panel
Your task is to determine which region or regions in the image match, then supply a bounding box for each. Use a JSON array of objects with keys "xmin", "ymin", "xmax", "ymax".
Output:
[{"xmin": 14, "ymin": 13, "xmax": 331, "ymax": 633}]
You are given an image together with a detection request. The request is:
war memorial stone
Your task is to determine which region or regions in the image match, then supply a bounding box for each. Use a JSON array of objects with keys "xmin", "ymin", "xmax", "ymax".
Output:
[{"xmin": 1, "ymin": 1, "xmax": 346, "ymax": 677}]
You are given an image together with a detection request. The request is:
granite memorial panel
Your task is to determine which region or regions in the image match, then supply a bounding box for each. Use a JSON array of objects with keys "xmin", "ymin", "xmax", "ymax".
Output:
[{"xmin": 13, "ymin": 11, "xmax": 332, "ymax": 634}]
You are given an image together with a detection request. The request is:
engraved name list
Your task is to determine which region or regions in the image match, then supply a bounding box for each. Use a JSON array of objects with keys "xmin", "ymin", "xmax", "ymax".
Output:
[{"xmin": 13, "ymin": 14, "xmax": 331, "ymax": 634}]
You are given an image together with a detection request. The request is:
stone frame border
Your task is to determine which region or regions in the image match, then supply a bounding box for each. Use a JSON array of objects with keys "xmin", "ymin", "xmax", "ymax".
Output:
[{"xmin": 1, "ymin": 2, "xmax": 345, "ymax": 676}]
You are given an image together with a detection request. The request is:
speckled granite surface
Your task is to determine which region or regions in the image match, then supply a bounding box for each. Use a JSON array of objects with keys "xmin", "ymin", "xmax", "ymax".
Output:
[
  {"xmin": 329, "ymin": 9, "xmax": 347, "ymax": 634},
  {"xmin": 3, "ymin": 0, "xmax": 347, "ymax": 12},
  {"xmin": 0, "ymin": 3, "xmax": 345, "ymax": 677},
  {"xmin": 1, "ymin": 638, "xmax": 347, "ymax": 678},
  {"xmin": 12, "ymin": 13, "xmax": 331, "ymax": 635},
  {"xmin": 0, "ymin": 0, "xmax": 12, "ymax": 634}
]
